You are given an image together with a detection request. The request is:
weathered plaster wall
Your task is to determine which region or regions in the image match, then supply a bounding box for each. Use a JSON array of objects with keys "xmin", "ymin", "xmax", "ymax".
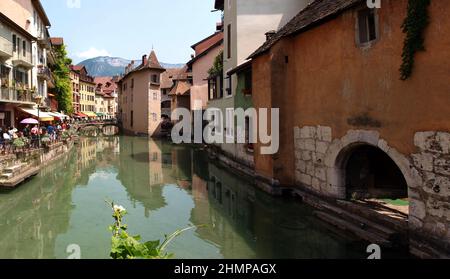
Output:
[{"xmin": 252, "ymin": 0, "xmax": 450, "ymax": 186}]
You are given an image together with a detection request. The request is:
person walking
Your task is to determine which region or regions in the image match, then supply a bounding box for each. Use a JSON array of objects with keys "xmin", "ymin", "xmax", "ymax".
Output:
[
  {"xmin": 31, "ymin": 125, "xmax": 39, "ymax": 148},
  {"xmin": 3, "ymin": 127, "xmax": 12, "ymax": 154}
]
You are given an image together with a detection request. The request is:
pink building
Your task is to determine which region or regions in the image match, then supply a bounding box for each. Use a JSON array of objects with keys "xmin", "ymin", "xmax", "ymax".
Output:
[{"xmin": 187, "ymin": 31, "xmax": 223, "ymax": 113}]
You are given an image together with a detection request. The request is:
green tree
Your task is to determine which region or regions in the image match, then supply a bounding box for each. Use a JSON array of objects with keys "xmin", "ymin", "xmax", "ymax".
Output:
[{"xmin": 51, "ymin": 45, "xmax": 73, "ymax": 114}]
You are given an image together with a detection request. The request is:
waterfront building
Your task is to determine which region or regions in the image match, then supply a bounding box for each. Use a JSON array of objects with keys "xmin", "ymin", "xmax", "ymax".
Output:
[
  {"xmin": 187, "ymin": 30, "xmax": 223, "ymax": 127},
  {"xmin": 70, "ymin": 65, "xmax": 96, "ymax": 118},
  {"xmin": 94, "ymin": 76, "xmax": 118, "ymax": 119},
  {"xmin": 0, "ymin": 0, "xmax": 55, "ymax": 126},
  {"xmin": 117, "ymin": 50, "xmax": 165, "ymax": 136},
  {"xmin": 68, "ymin": 63, "xmax": 81, "ymax": 114},
  {"xmin": 248, "ymin": 0, "xmax": 450, "ymax": 258},
  {"xmin": 160, "ymin": 68, "xmax": 183, "ymax": 120},
  {"xmin": 209, "ymin": 0, "xmax": 310, "ymax": 169},
  {"xmin": 168, "ymin": 66, "xmax": 192, "ymax": 118}
]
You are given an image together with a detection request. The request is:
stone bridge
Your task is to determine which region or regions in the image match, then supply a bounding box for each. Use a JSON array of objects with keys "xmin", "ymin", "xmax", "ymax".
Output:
[{"xmin": 76, "ymin": 121, "xmax": 120, "ymax": 136}]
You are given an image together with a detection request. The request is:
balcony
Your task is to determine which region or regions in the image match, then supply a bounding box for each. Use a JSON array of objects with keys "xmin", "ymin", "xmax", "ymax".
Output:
[
  {"xmin": 0, "ymin": 87, "xmax": 35, "ymax": 104},
  {"xmin": 38, "ymin": 66, "xmax": 52, "ymax": 80},
  {"xmin": 0, "ymin": 36, "xmax": 13, "ymax": 58},
  {"xmin": 12, "ymin": 51, "xmax": 33, "ymax": 69},
  {"xmin": 37, "ymin": 33, "xmax": 50, "ymax": 48}
]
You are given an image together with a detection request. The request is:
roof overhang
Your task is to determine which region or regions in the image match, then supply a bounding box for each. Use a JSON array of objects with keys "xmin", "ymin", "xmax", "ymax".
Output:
[
  {"xmin": 214, "ymin": 0, "xmax": 224, "ymax": 10},
  {"xmin": 227, "ymin": 60, "xmax": 252, "ymax": 76},
  {"xmin": 31, "ymin": 0, "xmax": 51, "ymax": 27}
]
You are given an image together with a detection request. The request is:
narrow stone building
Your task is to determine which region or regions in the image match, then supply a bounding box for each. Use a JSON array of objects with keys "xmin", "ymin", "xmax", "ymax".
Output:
[{"xmin": 118, "ymin": 50, "xmax": 165, "ymax": 136}]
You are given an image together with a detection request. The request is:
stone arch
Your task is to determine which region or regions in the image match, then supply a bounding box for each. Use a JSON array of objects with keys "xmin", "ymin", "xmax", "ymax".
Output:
[{"xmin": 324, "ymin": 130, "xmax": 421, "ymax": 199}]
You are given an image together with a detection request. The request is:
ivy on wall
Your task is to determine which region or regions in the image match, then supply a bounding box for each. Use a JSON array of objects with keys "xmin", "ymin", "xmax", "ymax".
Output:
[
  {"xmin": 208, "ymin": 51, "xmax": 223, "ymax": 77},
  {"xmin": 400, "ymin": 0, "xmax": 431, "ymax": 80}
]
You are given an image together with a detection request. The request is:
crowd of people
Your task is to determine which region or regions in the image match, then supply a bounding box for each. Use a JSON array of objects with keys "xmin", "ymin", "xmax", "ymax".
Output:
[{"xmin": 0, "ymin": 121, "xmax": 72, "ymax": 154}]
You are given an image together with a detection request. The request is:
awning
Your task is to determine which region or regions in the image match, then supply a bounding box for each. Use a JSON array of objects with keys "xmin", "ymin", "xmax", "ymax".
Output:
[
  {"xmin": 48, "ymin": 112, "xmax": 70, "ymax": 120},
  {"xmin": 20, "ymin": 108, "xmax": 54, "ymax": 122},
  {"xmin": 96, "ymin": 112, "xmax": 105, "ymax": 117},
  {"xmin": 74, "ymin": 112, "xmax": 88, "ymax": 118},
  {"xmin": 82, "ymin": 111, "xmax": 98, "ymax": 118}
]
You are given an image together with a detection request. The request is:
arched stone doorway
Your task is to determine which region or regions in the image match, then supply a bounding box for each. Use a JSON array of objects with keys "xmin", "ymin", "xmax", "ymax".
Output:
[
  {"xmin": 323, "ymin": 130, "xmax": 420, "ymax": 201},
  {"xmin": 342, "ymin": 144, "xmax": 408, "ymax": 200}
]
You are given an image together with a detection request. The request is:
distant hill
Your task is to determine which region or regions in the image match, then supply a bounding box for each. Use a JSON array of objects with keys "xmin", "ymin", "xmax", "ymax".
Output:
[{"xmin": 77, "ymin": 56, "xmax": 185, "ymax": 77}]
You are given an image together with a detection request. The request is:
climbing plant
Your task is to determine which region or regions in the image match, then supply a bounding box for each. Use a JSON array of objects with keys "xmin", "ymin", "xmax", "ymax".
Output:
[
  {"xmin": 208, "ymin": 51, "xmax": 223, "ymax": 77},
  {"xmin": 399, "ymin": 0, "xmax": 431, "ymax": 80},
  {"xmin": 51, "ymin": 44, "xmax": 74, "ymax": 114}
]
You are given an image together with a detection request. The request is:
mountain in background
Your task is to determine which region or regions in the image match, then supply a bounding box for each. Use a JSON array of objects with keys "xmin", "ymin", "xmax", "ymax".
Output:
[{"xmin": 77, "ymin": 56, "xmax": 185, "ymax": 77}]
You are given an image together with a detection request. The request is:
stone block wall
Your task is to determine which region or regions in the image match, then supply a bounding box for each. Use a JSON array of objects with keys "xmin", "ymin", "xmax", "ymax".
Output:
[
  {"xmin": 294, "ymin": 126, "xmax": 332, "ymax": 195},
  {"xmin": 410, "ymin": 132, "xmax": 450, "ymax": 257},
  {"xmin": 293, "ymin": 125, "xmax": 450, "ymax": 258}
]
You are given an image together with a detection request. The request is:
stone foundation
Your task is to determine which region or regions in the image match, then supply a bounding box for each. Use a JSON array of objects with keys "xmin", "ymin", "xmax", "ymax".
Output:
[{"xmin": 293, "ymin": 125, "xmax": 450, "ymax": 258}]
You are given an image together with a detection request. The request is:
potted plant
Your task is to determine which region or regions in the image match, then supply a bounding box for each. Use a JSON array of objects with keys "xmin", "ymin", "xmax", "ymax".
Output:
[
  {"xmin": 1, "ymin": 78, "xmax": 9, "ymax": 88},
  {"xmin": 41, "ymin": 135, "xmax": 51, "ymax": 148},
  {"xmin": 13, "ymin": 138, "xmax": 27, "ymax": 155}
]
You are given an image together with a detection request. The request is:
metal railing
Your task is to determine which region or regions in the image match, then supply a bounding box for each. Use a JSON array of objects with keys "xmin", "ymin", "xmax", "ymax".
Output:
[{"xmin": 38, "ymin": 66, "xmax": 52, "ymax": 80}]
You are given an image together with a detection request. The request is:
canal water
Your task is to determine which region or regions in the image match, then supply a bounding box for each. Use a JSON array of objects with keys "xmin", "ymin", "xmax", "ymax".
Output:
[{"xmin": 0, "ymin": 136, "xmax": 385, "ymax": 259}]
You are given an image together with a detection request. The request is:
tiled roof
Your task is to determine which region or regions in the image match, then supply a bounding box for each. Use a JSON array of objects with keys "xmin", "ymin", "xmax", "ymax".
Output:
[
  {"xmin": 169, "ymin": 80, "xmax": 191, "ymax": 96},
  {"xmin": 94, "ymin": 76, "xmax": 118, "ymax": 95},
  {"xmin": 70, "ymin": 65, "xmax": 84, "ymax": 72},
  {"xmin": 121, "ymin": 50, "xmax": 165, "ymax": 80},
  {"xmin": 160, "ymin": 68, "xmax": 186, "ymax": 89},
  {"xmin": 148, "ymin": 50, "xmax": 164, "ymax": 70},
  {"xmin": 50, "ymin": 37, "xmax": 64, "ymax": 46},
  {"xmin": 249, "ymin": 0, "xmax": 363, "ymax": 59}
]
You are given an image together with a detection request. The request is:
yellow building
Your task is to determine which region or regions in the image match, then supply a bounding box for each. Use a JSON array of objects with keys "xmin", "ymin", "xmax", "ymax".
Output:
[{"xmin": 71, "ymin": 65, "xmax": 96, "ymax": 118}]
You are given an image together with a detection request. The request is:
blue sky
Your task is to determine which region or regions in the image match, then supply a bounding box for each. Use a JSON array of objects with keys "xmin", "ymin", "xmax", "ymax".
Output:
[{"xmin": 41, "ymin": 0, "xmax": 221, "ymax": 64}]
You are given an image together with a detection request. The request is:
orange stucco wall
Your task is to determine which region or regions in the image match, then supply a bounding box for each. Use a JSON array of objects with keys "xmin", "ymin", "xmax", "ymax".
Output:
[{"xmin": 253, "ymin": 0, "xmax": 450, "ymax": 185}]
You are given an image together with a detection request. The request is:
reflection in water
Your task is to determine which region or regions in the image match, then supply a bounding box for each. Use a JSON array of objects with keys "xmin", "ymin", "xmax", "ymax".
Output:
[{"xmin": 0, "ymin": 136, "xmax": 372, "ymax": 259}]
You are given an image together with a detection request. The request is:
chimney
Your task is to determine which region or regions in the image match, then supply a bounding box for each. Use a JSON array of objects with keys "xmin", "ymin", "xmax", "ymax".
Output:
[
  {"xmin": 265, "ymin": 30, "xmax": 276, "ymax": 41},
  {"xmin": 191, "ymin": 54, "xmax": 195, "ymax": 59},
  {"xmin": 142, "ymin": 55, "xmax": 148, "ymax": 65}
]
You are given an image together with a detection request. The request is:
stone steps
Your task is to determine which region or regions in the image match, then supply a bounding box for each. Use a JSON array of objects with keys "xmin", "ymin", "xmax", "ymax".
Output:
[
  {"xmin": 313, "ymin": 199, "xmax": 409, "ymax": 248},
  {"xmin": 3, "ymin": 163, "xmax": 24, "ymax": 174},
  {"xmin": 314, "ymin": 211, "xmax": 393, "ymax": 247},
  {"xmin": 336, "ymin": 200, "xmax": 408, "ymax": 233},
  {"xmin": 319, "ymin": 202, "xmax": 400, "ymax": 241}
]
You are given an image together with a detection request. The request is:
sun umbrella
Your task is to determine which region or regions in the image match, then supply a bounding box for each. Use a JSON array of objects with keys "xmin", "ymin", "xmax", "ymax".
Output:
[{"xmin": 20, "ymin": 118, "xmax": 39, "ymax": 124}]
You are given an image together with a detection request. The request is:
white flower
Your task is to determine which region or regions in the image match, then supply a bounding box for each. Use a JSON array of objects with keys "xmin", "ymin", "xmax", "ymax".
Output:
[{"xmin": 113, "ymin": 205, "xmax": 126, "ymax": 213}]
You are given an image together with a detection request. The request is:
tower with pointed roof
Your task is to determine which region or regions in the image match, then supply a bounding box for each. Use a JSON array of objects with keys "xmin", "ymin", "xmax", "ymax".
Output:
[{"xmin": 118, "ymin": 50, "xmax": 166, "ymax": 136}]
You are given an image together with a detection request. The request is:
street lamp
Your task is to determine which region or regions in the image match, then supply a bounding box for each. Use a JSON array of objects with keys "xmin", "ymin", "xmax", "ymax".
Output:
[{"xmin": 34, "ymin": 95, "xmax": 42, "ymax": 148}]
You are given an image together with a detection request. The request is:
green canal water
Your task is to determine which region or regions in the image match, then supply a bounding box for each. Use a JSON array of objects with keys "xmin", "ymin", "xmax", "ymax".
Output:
[{"xmin": 0, "ymin": 136, "xmax": 391, "ymax": 259}]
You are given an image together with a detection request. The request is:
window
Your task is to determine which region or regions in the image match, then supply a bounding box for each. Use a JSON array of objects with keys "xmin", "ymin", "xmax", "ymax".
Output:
[
  {"xmin": 151, "ymin": 74, "xmax": 159, "ymax": 84},
  {"xmin": 357, "ymin": 8, "xmax": 377, "ymax": 45},
  {"xmin": 153, "ymin": 92, "xmax": 158, "ymax": 100},
  {"xmin": 22, "ymin": 41, "xmax": 26, "ymax": 56},
  {"xmin": 16, "ymin": 37, "xmax": 20, "ymax": 54},
  {"xmin": 243, "ymin": 69, "xmax": 252, "ymax": 95},
  {"xmin": 226, "ymin": 75, "xmax": 232, "ymax": 96},
  {"xmin": 227, "ymin": 24, "xmax": 231, "ymax": 59},
  {"xmin": 130, "ymin": 110, "xmax": 134, "ymax": 127},
  {"xmin": 225, "ymin": 108, "xmax": 234, "ymax": 138},
  {"xmin": 245, "ymin": 116, "xmax": 254, "ymax": 152},
  {"xmin": 162, "ymin": 89, "xmax": 166, "ymax": 95},
  {"xmin": 131, "ymin": 79, "xmax": 134, "ymax": 89},
  {"xmin": 12, "ymin": 35, "xmax": 16, "ymax": 52}
]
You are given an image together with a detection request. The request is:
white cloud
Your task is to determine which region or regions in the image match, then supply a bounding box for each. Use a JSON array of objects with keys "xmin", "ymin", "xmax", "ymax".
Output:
[{"xmin": 76, "ymin": 47, "xmax": 111, "ymax": 59}]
